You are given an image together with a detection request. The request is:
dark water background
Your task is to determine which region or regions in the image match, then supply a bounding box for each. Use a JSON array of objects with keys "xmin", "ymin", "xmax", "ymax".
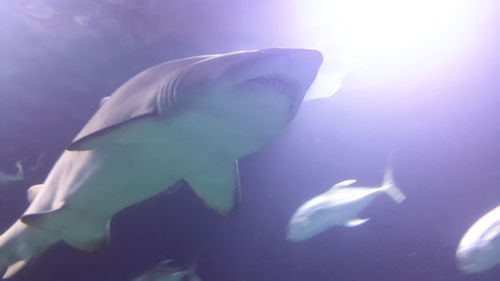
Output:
[{"xmin": 0, "ymin": 1, "xmax": 499, "ymax": 280}]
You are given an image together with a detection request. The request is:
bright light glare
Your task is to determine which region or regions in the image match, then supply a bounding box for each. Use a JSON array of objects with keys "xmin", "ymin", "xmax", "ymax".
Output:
[
  {"xmin": 297, "ymin": 0, "xmax": 474, "ymax": 100},
  {"xmin": 307, "ymin": 0, "xmax": 469, "ymax": 57}
]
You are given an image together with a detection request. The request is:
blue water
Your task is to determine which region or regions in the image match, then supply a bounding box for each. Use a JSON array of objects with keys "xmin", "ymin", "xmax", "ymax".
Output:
[{"xmin": 1, "ymin": 1, "xmax": 499, "ymax": 280}]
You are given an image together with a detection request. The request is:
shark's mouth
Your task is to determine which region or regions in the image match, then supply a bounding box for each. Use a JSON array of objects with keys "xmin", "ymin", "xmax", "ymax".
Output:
[
  {"xmin": 243, "ymin": 75, "xmax": 301, "ymax": 99},
  {"xmin": 236, "ymin": 74, "xmax": 305, "ymax": 119}
]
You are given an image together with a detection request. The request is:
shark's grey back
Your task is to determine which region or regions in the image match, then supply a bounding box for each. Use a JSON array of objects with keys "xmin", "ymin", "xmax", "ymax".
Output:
[{"xmin": 69, "ymin": 56, "xmax": 210, "ymax": 150}]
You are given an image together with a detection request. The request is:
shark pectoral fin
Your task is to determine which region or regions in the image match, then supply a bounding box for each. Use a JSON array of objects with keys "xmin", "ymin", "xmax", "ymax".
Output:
[
  {"xmin": 3, "ymin": 260, "xmax": 28, "ymax": 279},
  {"xmin": 184, "ymin": 160, "xmax": 240, "ymax": 215},
  {"xmin": 21, "ymin": 203, "xmax": 65, "ymax": 229},
  {"xmin": 345, "ymin": 218, "xmax": 370, "ymax": 227},
  {"xmin": 27, "ymin": 184, "xmax": 43, "ymax": 203},
  {"xmin": 67, "ymin": 115, "xmax": 155, "ymax": 151}
]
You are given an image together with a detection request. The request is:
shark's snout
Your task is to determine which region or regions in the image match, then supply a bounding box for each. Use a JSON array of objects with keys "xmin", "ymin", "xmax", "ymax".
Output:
[
  {"xmin": 233, "ymin": 48, "xmax": 323, "ymax": 118},
  {"xmin": 257, "ymin": 48, "xmax": 323, "ymax": 69},
  {"xmin": 250, "ymin": 48, "xmax": 323, "ymax": 91}
]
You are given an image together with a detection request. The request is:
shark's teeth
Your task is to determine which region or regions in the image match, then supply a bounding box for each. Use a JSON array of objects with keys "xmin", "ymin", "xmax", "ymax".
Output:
[{"xmin": 245, "ymin": 75, "xmax": 301, "ymax": 97}]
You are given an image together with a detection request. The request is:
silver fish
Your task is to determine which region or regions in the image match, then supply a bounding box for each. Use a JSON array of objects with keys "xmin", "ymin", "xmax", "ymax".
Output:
[
  {"xmin": 287, "ymin": 168, "xmax": 406, "ymax": 241},
  {"xmin": 0, "ymin": 160, "xmax": 24, "ymax": 187},
  {"xmin": 456, "ymin": 205, "xmax": 500, "ymax": 273}
]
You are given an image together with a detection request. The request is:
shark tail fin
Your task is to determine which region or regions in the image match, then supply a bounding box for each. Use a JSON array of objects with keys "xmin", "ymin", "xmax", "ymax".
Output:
[
  {"xmin": 381, "ymin": 168, "xmax": 406, "ymax": 204},
  {"xmin": 0, "ymin": 221, "xmax": 57, "ymax": 279}
]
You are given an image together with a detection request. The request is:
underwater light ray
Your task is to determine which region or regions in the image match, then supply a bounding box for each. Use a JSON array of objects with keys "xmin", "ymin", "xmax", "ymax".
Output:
[{"xmin": 299, "ymin": 0, "xmax": 475, "ymax": 100}]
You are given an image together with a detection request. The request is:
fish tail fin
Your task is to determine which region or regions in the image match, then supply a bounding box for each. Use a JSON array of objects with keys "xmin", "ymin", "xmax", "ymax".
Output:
[
  {"xmin": 188, "ymin": 248, "xmax": 204, "ymax": 273},
  {"xmin": 14, "ymin": 160, "xmax": 24, "ymax": 180},
  {"xmin": 381, "ymin": 168, "xmax": 406, "ymax": 204},
  {"xmin": 0, "ymin": 220, "xmax": 57, "ymax": 279}
]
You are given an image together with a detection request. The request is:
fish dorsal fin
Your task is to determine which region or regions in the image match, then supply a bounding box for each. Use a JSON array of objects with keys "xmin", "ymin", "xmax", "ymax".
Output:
[
  {"xmin": 345, "ymin": 218, "xmax": 370, "ymax": 227},
  {"xmin": 158, "ymin": 259, "xmax": 174, "ymax": 266},
  {"xmin": 27, "ymin": 184, "xmax": 43, "ymax": 203},
  {"xmin": 184, "ymin": 160, "xmax": 240, "ymax": 215},
  {"xmin": 22, "ymin": 206, "xmax": 110, "ymax": 252},
  {"xmin": 330, "ymin": 179, "xmax": 357, "ymax": 190},
  {"xmin": 99, "ymin": 96, "xmax": 110, "ymax": 107}
]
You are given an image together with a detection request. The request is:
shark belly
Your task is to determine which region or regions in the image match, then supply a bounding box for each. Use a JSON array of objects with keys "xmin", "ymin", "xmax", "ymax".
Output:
[
  {"xmin": 0, "ymin": 139, "xmax": 179, "ymax": 277},
  {"xmin": 23, "ymin": 118, "xmax": 192, "ymax": 249},
  {"xmin": 28, "ymin": 147, "xmax": 179, "ymax": 219},
  {"xmin": 22, "ymin": 108, "xmax": 256, "ymax": 251}
]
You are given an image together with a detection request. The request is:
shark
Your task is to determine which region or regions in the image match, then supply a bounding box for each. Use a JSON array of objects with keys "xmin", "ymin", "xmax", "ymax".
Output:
[
  {"xmin": 0, "ymin": 48, "xmax": 322, "ymax": 279},
  {"xmin": 456, "ymin": 205, "xmax": 500, "ymax": 273},
  {"xmin": 0, "ymin": 160, "xmax": 24, "ymax": 187},
  {"xmin": 286, "ymin": 167, "xmax": 406, "ymax": 241}
]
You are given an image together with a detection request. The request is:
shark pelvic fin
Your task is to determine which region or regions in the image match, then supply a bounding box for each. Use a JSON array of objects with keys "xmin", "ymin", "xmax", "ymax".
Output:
[
  {"xmin": 3, "ymin": 259, "xmax": 28, "ymax": 279},
  {"xmin": 27, "ymin": 184, "xmax": 43, "ymax": 203},
  {"xmin": 67, "ymin": 114, "xmax": 155, "ymax": 151},
  {"xmin": 21, "ymin": 203, "xmax": 65, "ymax": 229},
  {"xmin": 184, "ymin": 160, "xmax": 240, "ymax": 215},
  {"xmin": 21, "ymin": 206, "xmax": 110, "ymax": 252}
]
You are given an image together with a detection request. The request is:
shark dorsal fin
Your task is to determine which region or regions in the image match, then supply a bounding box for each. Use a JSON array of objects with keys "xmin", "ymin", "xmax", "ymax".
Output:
[
  {"xmin": 68, "ymin": 56, "xmax": 211, "ymax": 151},
  {"xmin": 330, "ymin": 179, "xmax": 357, "ymax": 191},
  {"xmin": 184, "ymin": 160, "xmax": 240, "ymax": 215}
]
